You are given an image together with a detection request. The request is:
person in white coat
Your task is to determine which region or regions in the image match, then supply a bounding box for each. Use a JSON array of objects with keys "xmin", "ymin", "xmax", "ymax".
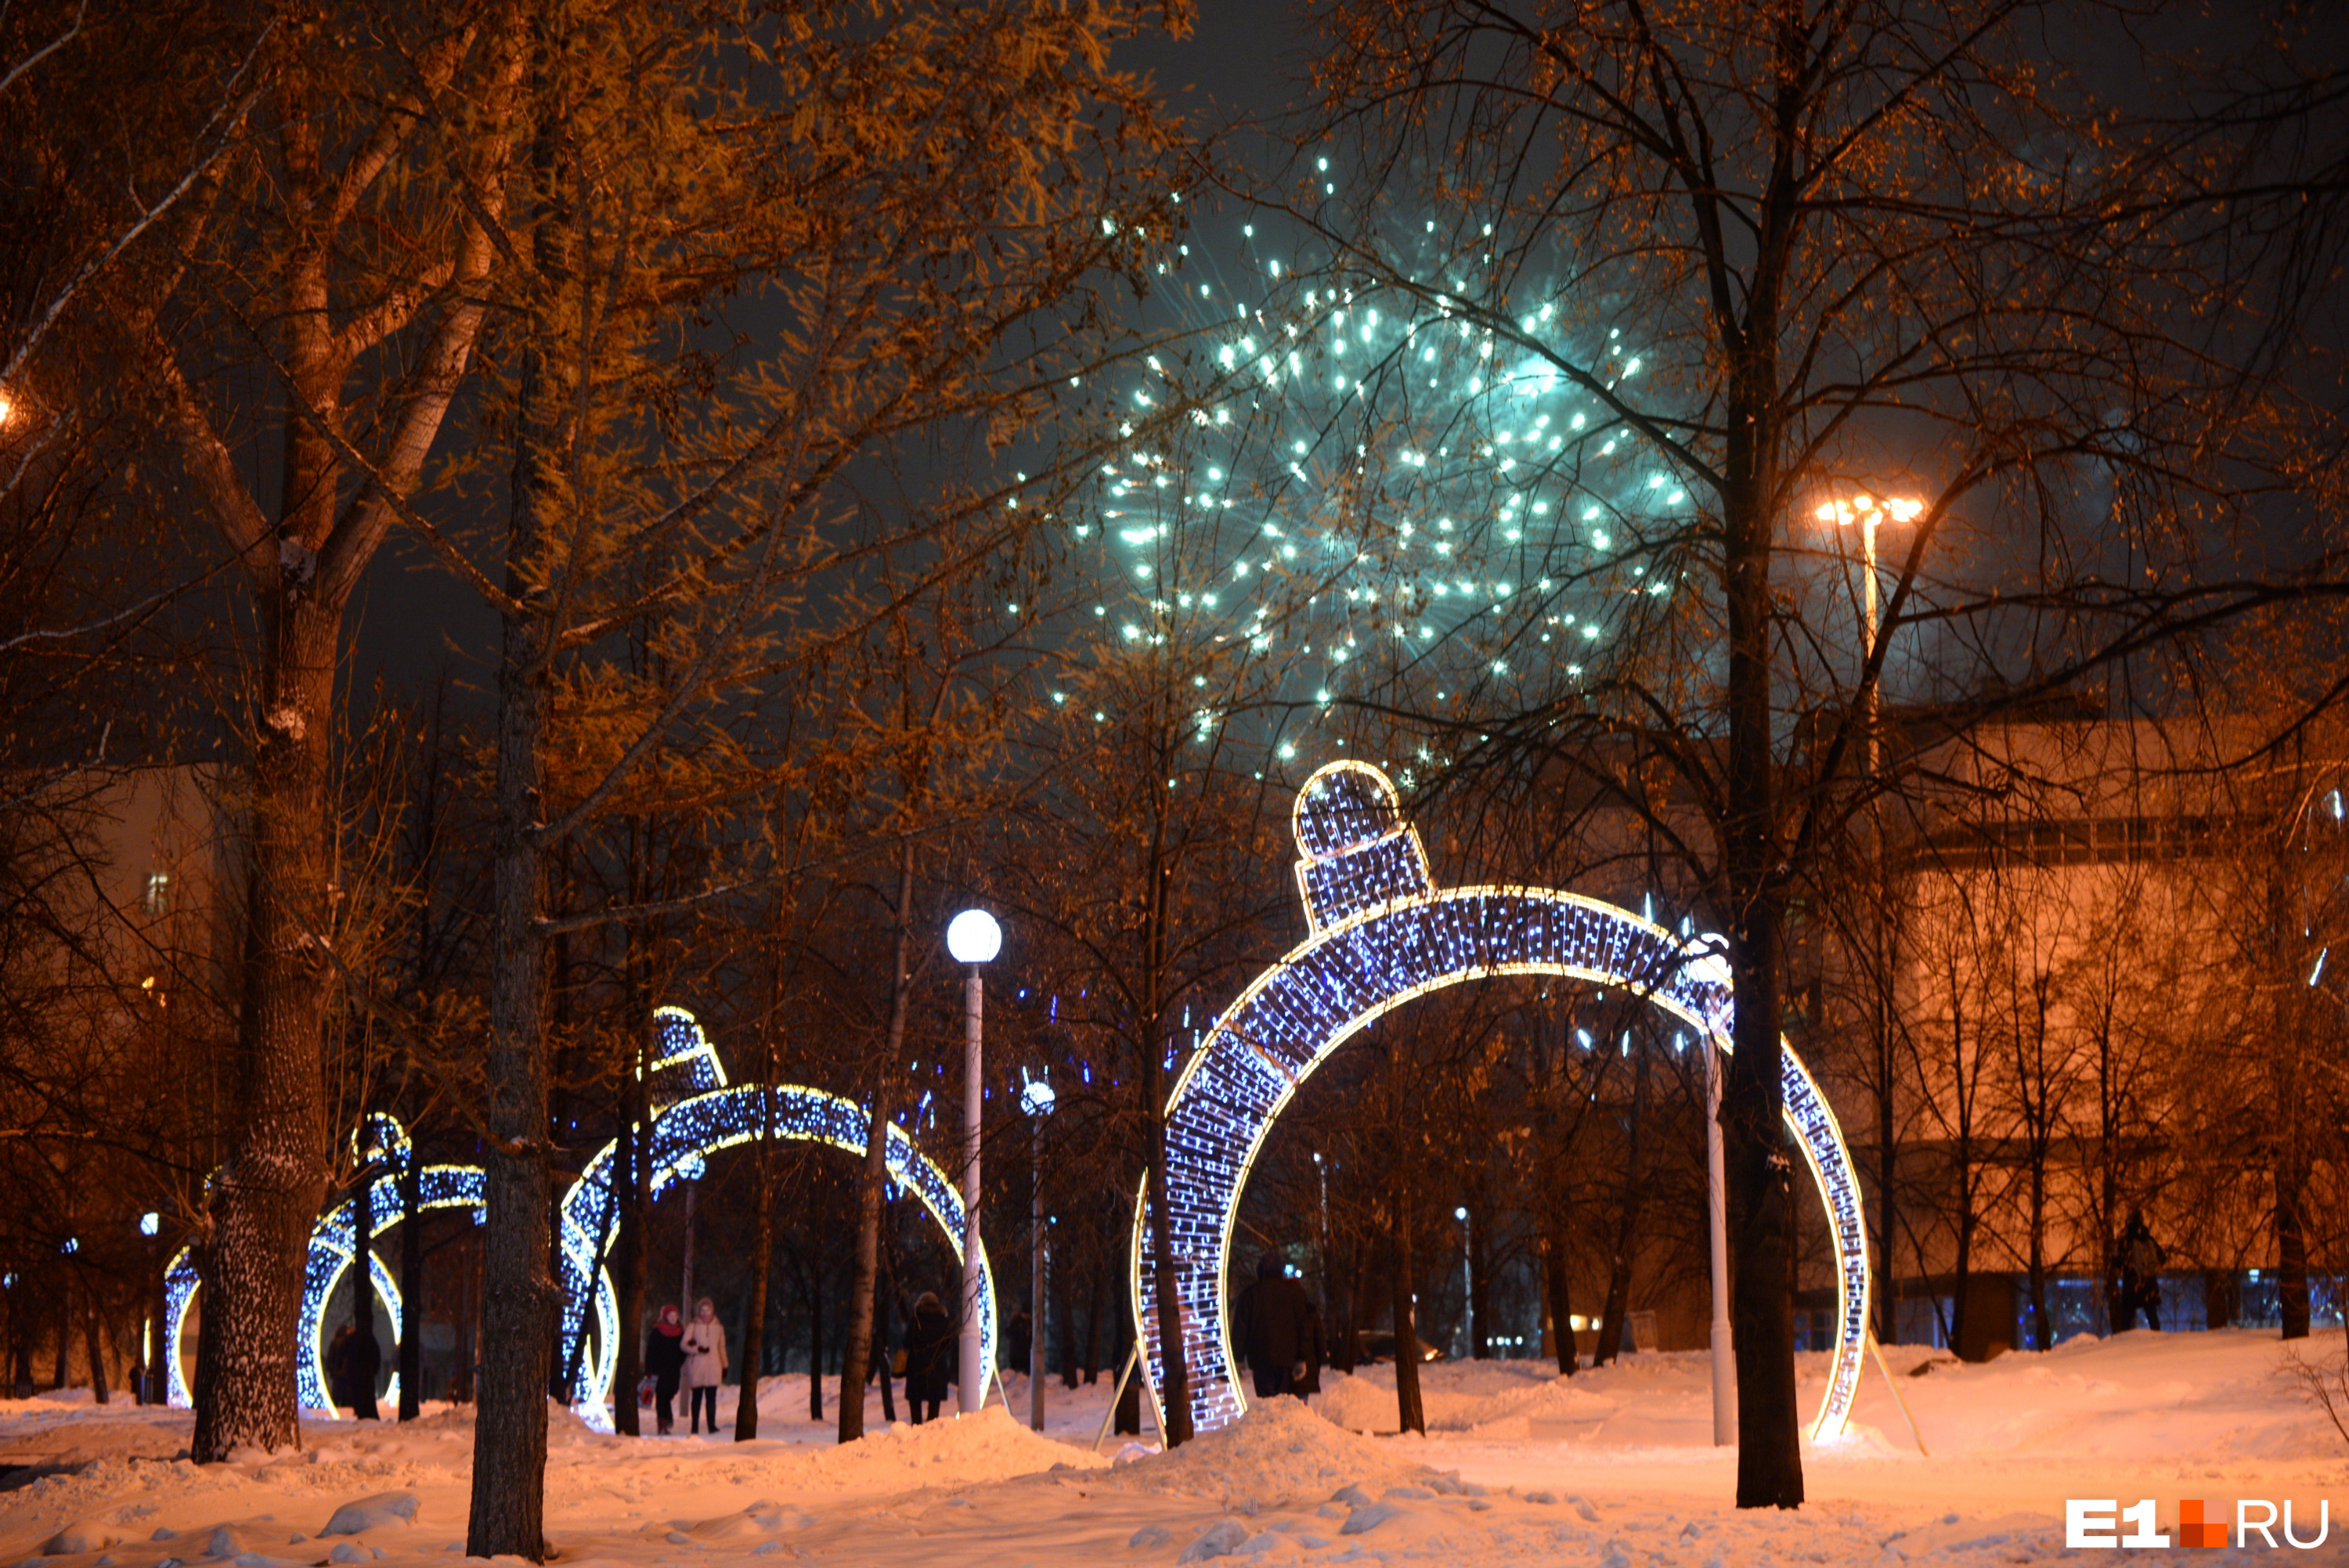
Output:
[{"xmin": 681, "ymin": 1296, "xmax": 728, "ymax": 1435}]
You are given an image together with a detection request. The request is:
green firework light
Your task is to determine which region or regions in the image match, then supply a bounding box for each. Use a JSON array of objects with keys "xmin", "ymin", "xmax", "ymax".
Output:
[{"xmin": 1056, "ymin": 171, "xmax": 1693, "ymax": 777}]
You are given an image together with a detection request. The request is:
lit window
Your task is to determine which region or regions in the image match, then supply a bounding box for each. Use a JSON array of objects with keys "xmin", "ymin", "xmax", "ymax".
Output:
[{"xmin": 144, "ymin": 872, "xmax": 171, "ymax": 916}]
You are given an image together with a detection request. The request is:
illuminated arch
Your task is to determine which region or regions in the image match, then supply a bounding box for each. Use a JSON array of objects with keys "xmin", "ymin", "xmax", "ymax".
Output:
[
  {"xmin": 162, "ymin": 1157, "xmax": 518, "ymax": 1415},
  {"xmin": 555, "ymin": 1011, "xmax": 997, "ymax": 1415},
  {"xmin": 1131, "ymin": 760, "xmax": 1869, "ymax": 1440}
]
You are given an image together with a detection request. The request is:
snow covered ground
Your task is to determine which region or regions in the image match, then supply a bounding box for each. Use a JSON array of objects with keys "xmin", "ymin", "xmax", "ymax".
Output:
[{"xmin": 0, "ymin": 1330, "xmax": 2342, "ymax": 1565}]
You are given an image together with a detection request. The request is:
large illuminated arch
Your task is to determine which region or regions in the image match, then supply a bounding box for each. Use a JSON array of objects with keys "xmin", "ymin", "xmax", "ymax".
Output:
[
  {"xmin": 1130, "ymin": 760, "xmax": 1868, "ymax": 1440},
  {"xmin": 554, "ymin": 1009, "xmax": 997, "ymax": 1415}
]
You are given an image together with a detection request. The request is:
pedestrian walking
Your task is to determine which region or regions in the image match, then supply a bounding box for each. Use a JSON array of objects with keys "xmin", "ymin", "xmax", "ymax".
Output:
[
  {"xmin": 644, "ymin": 1304, "xmax": 687, "ymax": 1435},
  {"xmin": 324, "ymin": 1325, "xmax": 355, "ymax": 1413},
  {"xmin": 2116, "ymin": 1209, "xmax": 2167, "ymax": 1331},
  {"xmin": 681, "ymin": 1297, "xmax": 727, "ymax": 1434},
  {"xmin": 345, "ymin": 1321, "xmax": 382, "ymax": 1420},
  {"xmin": 1236, "ymin": 1252, "xmax": 1312, "ymax": 1399},
  {"xmin": 902, "ymin": 1291, "xmax": 954, "ymax": 1425}
]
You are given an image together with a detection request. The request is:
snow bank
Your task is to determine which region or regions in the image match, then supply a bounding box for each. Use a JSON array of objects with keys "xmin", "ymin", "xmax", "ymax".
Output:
[
  {"xmin": 1104, "ymin": 1393, "xmax": 1443, "ymax": 1505},
  {"xmin": 1314, "ymin": 1362, "xmax": 1615, "ymax": 1435},
  {"xmin": 717, "ymin": 1404, "xmax": 1104, "ymax": 1498}
]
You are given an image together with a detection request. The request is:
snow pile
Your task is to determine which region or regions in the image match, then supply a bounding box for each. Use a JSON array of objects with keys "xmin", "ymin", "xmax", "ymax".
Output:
[
  {"xmin": 726, "ymin": 1405, "xmax": 1104, "ymax": 1497},
  {"xmin": 1314, "ymin": 1362, "xmax": 1615, "ymax": 1436},
  {"xmin": 1105, "ymin": 1393, "xmax": 1443, "ymax": 1505}
]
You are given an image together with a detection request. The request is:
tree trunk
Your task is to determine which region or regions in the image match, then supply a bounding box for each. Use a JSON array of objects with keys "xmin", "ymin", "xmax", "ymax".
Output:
[
  {"xmin": 612, "ymin": 1053, "xmax": 644, "ymax": 1436},
  {"xmin": 680, "ymin": 1179, "xmax": 697, "ymax": 1316},
  {"xmin": 841, "ymin": 843, "xmax": 915, "ymax": 1443},
  {"xmin": 806, "ymin": 1265, "xmax": 824, "ymax": 1421},
  {"xmin": 1596, "ymin": 1046, "xmax": 1650, "ymax": 1368},
  {"xmin": 1145, "ymin": 1076, "xmax": 1189, "ymax": 1444},
  {"xmin": 467, "ymin": 120, "xmax": 567, "ymax": 1540},
  {"xmin": 2026, "ymin": 1166, "xmax": 2050, "ymax": 1352},
  {"xmin": 735, "ymin": 1091, "xmax": 774, "ymax": 1440},
  {"xmin": 1720, "ymin": 716, "xmax": 1802, "ymax": 1505},
  {"xmin": 399, "ymin": 1155, "xmax": 422, "ymax": 1419},
  {"xmin": 1875, "ymin": 989, "xmax": 1898, "ymax": 1345},
  {"xmin": 192, "ymin": 603, "xmax": 338, "ymax": 1462},
  {"xmin": 1113, "ymin": 1293, "xmax": 1140, "ymax": 1435},
  {"xmin": 1389, "ymin": 1213, "xmax": 1424, "ymax": 1436},
  {"xmin": 2279, "ymin": 1156, "xmax": 2311, "ymax": 1340},
  {"xmin": 81, "ymin": 1289, "xmax": 109, "ymax": 1404},
  {"xmin": 1546, "ymin": 1207, "xmax": 1576, "ymax": 1376}
]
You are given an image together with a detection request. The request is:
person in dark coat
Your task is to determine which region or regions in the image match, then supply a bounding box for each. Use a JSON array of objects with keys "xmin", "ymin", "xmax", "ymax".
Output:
[
  {"xmin": 1005, "ymin": 1310, "xmax": 1032, "ymax": 1379},
  {"xmin": 2116, "ymin": 1209, "xmax": 2166, "ymax": 1331},
  {"xmin": 324, "ymin": 1325, "xmax": 355, "ymax": 1412},
  {"xmin": 902, "ymin": 1292, "xmax": 954, "ymax": 1425},
  {"xmin": 345, "ymin": 1321, "xmax": 382, "ymax": 1420},
  {"xmin": 1237, "ymin": 1252, "xmax": 1313, "ymax": 1399},
  {"xmin": 644, "ymin": 1304, "xmax": 687, "ymax": 1434}
]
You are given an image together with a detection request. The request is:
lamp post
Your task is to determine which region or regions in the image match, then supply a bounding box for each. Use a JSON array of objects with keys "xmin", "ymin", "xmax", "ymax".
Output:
[
  {"xmin": 1020, "ymin": 1077, "xmax": 1054, "ymax": 1431},
  {"xmin": 1454, "ymin": 1206, "xmax": 1473, "ymax": 1359},
  {"xmin": 1703, "ymin": 1026, "xmax": 1734, "ymax": 1445},
  {"xmin": 1814, "ymin": 493, "xmax": 1921, "ymax": 776},
  {"xmin": 1817, "ymin": 492, "xmax": 1920, "ymax": 1356},
  {"xmin": 946, "ymin": 908, "xmax": 1001, "ymax": 1417}
]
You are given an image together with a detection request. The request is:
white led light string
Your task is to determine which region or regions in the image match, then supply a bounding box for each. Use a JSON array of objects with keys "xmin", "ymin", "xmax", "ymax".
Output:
[{"xmin": 1129, "ymin": 760, "xmax": 1870, "ymax": 1440}]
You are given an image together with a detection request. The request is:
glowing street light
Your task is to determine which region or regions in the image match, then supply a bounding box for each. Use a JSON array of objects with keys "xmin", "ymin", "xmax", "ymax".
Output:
[
  {"xmin": 1815, "ymin": 493, "xmax": 1923, "ymax": 775},
  {"xmin": 947, "ymin": 909, "xmax": 1001, "ymax": 1416}
]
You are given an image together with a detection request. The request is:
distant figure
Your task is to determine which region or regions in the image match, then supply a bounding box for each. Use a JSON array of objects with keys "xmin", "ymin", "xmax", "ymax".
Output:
[
  {"xmin": 644, "ymin": 1304, "xmax": 687, "ymax": 1435},
  {"xmin": 902, "ymin": 1291, "xmax": 954, "ymax": 1425},
  {"xmin": 1237, "ymin": 1252, "xmax": 1312, "ymax": 1399},
  {"xmin": 681, "ymin": 1297, "xmax": 728, "ymax": 1434},
  {"xmin": 345, "ymin": 1321, "xmax": 382, "ymax": 1420},
  {"xmin": 324, "ymin": 1325, "xmax": 355, "ymax": 1411},
  {"xmin": 2116, "ymin": 1209, "xmax": 2167, "ymax": 1331},
  {"xmin": 1006, "ymin": 1310, "xmax": 1033, "ymax": 1378}
]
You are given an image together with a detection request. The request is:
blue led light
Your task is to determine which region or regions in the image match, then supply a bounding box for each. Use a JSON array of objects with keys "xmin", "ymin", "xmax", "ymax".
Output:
[{"xmin": 1130, "ymin": 760, "xmax": 1869, "ymax": 1440}]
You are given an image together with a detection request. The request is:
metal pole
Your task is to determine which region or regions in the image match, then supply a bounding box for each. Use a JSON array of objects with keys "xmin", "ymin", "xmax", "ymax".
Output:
[
  {"xmin": 957, "ymin": 966, "xmax": 985, "ymax": 1415},
  {"xmin": 1030, "ymin": 1114, "xmax": 1046, "ymax": 1431},
  {"xmin": 1092, "ymin": 1343, "xmax": 1141, "ymax": 1452},
  {"xmin": 1705, "ymin": 1029, "xmax": 1735, "ymax": 1446},
  {"xmin": 1458, "ymin": 1209, "xmax": 1474, "ymax": 1358},
  {"xmin": 1861, "ymin": 515, "xmax": 1880, "ymax": 779}
]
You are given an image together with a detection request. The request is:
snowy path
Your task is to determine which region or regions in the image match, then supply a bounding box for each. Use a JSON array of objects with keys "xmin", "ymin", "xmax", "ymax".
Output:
[{"xmin": 0, "ymin": 1331, "xmax": 2341, "ymax": 1565}]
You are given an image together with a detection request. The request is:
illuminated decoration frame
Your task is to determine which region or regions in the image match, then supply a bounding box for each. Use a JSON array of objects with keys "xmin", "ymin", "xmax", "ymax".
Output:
[
  {"xmin": 554, "ymin": 1008, "xmax": 997, "ymax": 1415},
  {"xmin": 1130, "ymin": 760, "xmax": 1868, "ymax": 1440},
  {"xmin": 165, "ymin": 1012, "xmax": 996, "ymax": 1418},
  {"xmin": 161, "ymin": 1137, "xmax": 511, "ymax": 1415}
]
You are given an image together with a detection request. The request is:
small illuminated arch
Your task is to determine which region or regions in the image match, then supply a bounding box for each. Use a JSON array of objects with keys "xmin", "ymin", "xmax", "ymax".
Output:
[
  {"xmin": 1131, "ymin": 761, "xmax": 1869, "ymax": 1440},
  {"xmin": 555, "ymin": 1011, "xmax": 996, "ymax": 1415},
  {"xmin": 163, "ymin": 1156, "xmax": 520, "ymax": 1415}
]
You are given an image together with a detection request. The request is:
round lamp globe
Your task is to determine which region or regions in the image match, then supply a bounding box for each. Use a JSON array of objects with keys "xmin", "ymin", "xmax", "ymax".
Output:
[{"xmin": 946, "ymin": 908, "xmax": 1002, "ymax": 965}]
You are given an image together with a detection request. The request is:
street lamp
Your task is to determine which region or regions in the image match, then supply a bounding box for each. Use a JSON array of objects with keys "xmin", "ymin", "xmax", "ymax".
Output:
[
  {"xmin": 1454, "ymin": 1206, "xmax": 1473, "ymax": 1359},
  {"xmin": 1020, "ymin": 1076, "xmax": 1054, "ymax": 1432},
  {"xmin": 1814, "ymin": 493, "xmax": 1922, "ymax": 777},
  {"xmin": 946, "ymin": 908, "xmax": 1001, "ymax": 1416},
  {"xmin": 1817, "ymin": 492, "xmax": 1920, "ymax": 1361}
]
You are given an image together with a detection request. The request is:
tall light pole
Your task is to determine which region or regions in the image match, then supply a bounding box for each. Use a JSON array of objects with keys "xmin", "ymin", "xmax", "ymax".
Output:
[
  {"xmin": 946, "ymin": 908, "xmax": 1001, "ymax": 1417},
  {"xmin": 1703, "ymin": 1026, "xmax": 1734, "ymax": 1445},
  {"xmin": 1020, "ymin": 1077, "xmax": 1054, "ymax": 1432},
  {"xmin": 1453, "ymin": 1206, "xmax": 1473, "ymax": 1359},
  {"xmin": 1814, "ymin": 493, "xmax": 1922, "ymax": 775},
  {"xmin": 1817, "ymin": 492, "xmax": 1921, "ymax": 1353}
]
